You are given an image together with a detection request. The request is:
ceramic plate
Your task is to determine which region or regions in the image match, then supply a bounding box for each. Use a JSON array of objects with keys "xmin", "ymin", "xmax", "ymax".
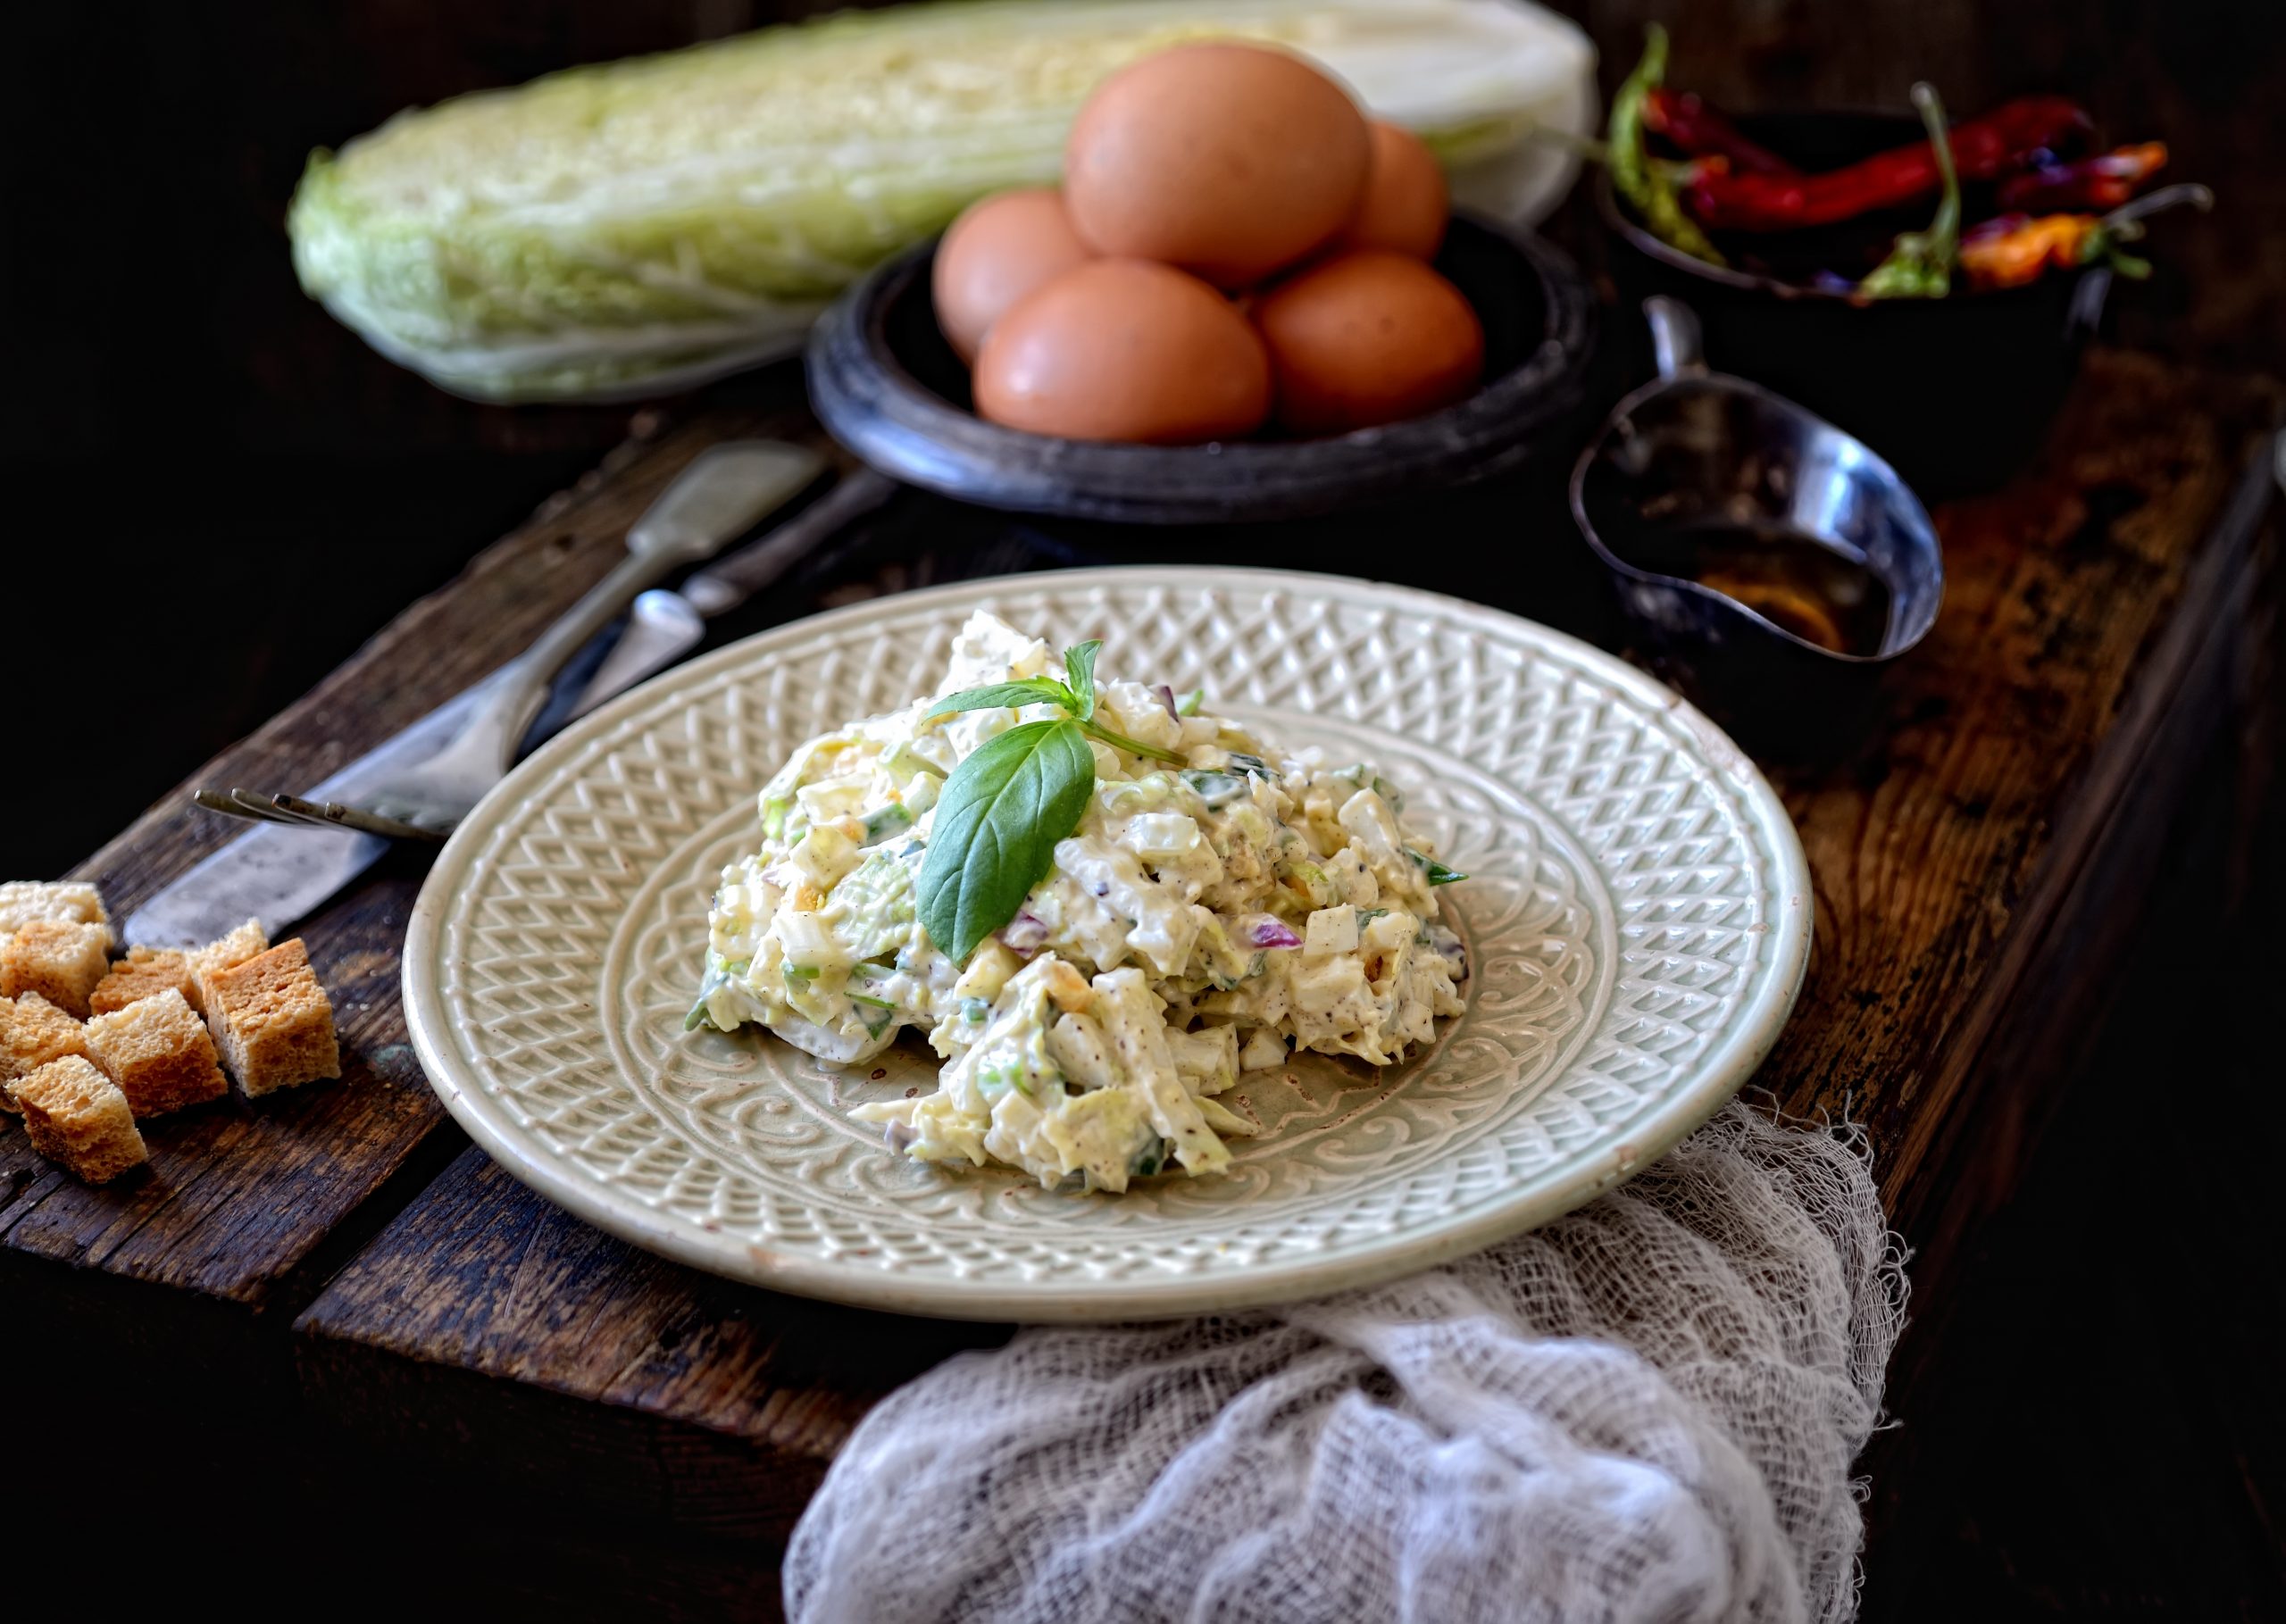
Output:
[{"xmin": 404, "ymin": 569, "xmax": 1811, "ymax": 1321}]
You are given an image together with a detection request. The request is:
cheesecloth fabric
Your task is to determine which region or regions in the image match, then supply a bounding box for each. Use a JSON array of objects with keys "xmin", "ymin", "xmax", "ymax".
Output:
[{"xmin": 785, "ymin": 1101, "xmax": 1908, "ymax": 1624}]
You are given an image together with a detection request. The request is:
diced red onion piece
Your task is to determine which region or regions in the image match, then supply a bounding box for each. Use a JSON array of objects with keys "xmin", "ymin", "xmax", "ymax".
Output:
[
  {"xmin": 1155, "ymin": 684, "xmax": 1179, "ymax": 719},
  {"xmin": 999, "ymin": 912, "xmax": 1050, "ymax": 954},
  {"xmin": 1241, "ymin": 914, "xmax": 1302, "ymax": 949}
]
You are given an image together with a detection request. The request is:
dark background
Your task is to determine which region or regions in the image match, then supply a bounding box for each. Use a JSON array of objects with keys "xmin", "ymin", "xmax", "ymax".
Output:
[
  {"xmin": 4, "ymin": 2, "xmax": 2282, "ymax": 1616},
  {"xmin": 7, "ymin": 0, "xmax": 2282, "ymax": 873}
]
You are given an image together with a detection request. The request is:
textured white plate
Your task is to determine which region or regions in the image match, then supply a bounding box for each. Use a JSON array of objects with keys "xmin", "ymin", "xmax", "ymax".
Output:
[{"xmin": 404, "ymin": 569, "xmax": 1811, "ymax": 1321}]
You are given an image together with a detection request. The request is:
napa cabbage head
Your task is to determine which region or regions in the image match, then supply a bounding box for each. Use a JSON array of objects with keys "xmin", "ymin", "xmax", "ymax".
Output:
[{"xmin": 288, "ymin": 0, "xmax": 1595, "ymax": 403}]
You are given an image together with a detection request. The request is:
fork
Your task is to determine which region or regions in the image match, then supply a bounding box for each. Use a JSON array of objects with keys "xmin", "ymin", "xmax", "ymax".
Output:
[{"xmin": 198, "ymin": 441, "xmax": 823, "ymax": 841}]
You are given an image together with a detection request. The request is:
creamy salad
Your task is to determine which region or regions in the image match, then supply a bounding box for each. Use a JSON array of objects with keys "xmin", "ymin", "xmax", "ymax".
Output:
[{"xmin": 693, "ymin": 612, "xmax": 1468, "ymax": 1193}]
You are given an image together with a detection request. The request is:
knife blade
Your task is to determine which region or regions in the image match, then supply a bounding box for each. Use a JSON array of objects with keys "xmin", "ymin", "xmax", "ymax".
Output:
[{"xmin": 124, "ymin": 457, "xmax": 890, "ymax": 948}]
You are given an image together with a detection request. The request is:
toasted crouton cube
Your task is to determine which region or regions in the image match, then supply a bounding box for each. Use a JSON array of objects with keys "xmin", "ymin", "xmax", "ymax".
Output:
[
  {"xmin": 1, "ymin": 992, "xmax": 90, "ymax": 1114},
  {"xmin": 205, "ymin": 938, "xmax": 339, "ymax": 1097},
  {"xmin": 188, "ymin": 919, "xmax": 270, "ymax": 1015},
  {"xmin": 90, "ymin": 945, "xmax": 196, "ymax": 1016},
  {"xmin": 10, "ymin": 1055, "xmax": 147, "ymax": 1184},
  {"xmin": 84, "ymin": 988, "xmax": 228, "ymax": 1118},
  {"xmin": 0, "ymin": 920, "xmax": 112, "ymax": 1018},
  {"xmin": 0, "ymin": 880, "xmax": 111, "ymax": 943}
]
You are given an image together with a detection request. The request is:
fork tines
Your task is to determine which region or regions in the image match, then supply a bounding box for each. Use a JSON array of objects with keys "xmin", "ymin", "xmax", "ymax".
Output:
[{"xmin": 191, "ymin": 787, "xmax": 449, "ymax": 844}]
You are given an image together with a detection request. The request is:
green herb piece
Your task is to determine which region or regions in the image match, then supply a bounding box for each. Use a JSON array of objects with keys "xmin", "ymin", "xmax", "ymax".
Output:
[
  {"xmin": 1181, "ymin": 770, "xmax": 1248, "ymax": 808},
  {"xmin": 847, "ymin": 988, "xmax": 897, "ymax": 1037},
  {"xmin": 978, "ymin": 1063, "xmax": 1035, "ymax": 1099},
  {"xmin": 1406, "ymin": 848, "xmax": 1467, "ymax": 886},
  {"xmin": 1130, "ymin": 1134, "xmax": 1170, "ymax": 1178},
  {"xmin": 1226, "ymin": 752, "xmax": 1279, "ymax": 779},
  {"xmin": 880, "ymin": 737, "xmax": 941, "ymax": 784},
  {"xmin": 1860, "ymin": 84, "xmax": 1962, "ymax": 300},
  {"xmin": 1063, "ymin": 640, "xmax": 1100, "ymax": 721},
  {"xmin": 1175, "ymin": 687, "xmax": 1205, "ymax": 717},
  {"xmin": 782, "ymin": 961, "xmax": 821, "ymax": 985},
  {"xmin": 917, "ymin": 718, "xmax": 1098, "ymax": 962},
  {"xmin": 1609, "ymin": 26, "xmax": 1726, "ymax": 267},
  {"xmin": 761, "ymin": 794, "xmax": 794, "ymax": 840},
  {"xmin": 927, "ymin": 676, "xmax": 1074, "ymax": 720},
  {"xmin": 861, "ymin": 803, "xmax": 914, "ymax": 845},
  {"xmin": 960, "ymin": 995, "xmax": 991, "ymax": 1024},
  {"xmin": 683, "ymin": 959, "xmax": 745, "ymax": 1030},
  {"xmin": 926, "ymin": 645, "xmax": 1183, "ymax": 764}
]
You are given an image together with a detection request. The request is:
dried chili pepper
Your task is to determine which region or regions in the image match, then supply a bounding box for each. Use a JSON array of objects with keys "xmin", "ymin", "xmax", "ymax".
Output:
[
  {"xmin": 1643, "ymin": 87, "xmax": 1799, "ymax": 175},
  {"xmin": 1685, "ymin": 95, "xmax": 2092, "ymax": 231},
  {"xmin": 1608, "ymin": 26, "xmax": 1726, "ymax": 265},
  {"xmin": 1997, "ymin": 142, "xmax": 2167, "ymax": 212}
]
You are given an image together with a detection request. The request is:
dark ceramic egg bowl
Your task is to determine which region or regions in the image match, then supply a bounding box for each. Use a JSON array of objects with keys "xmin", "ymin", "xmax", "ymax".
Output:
[
  {"xmin": 1597, "ymin": 110, "xmax": 2113, "ymax": 495},
  {"xmin": 806, "ymin": 212, "xmax": 1595, "ymax": 525}
]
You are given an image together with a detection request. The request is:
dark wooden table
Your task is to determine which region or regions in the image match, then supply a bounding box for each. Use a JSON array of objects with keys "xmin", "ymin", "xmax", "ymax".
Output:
[{"xmin": 5, "ymin": 348, "xmax": 2276, "ymax": 1618}]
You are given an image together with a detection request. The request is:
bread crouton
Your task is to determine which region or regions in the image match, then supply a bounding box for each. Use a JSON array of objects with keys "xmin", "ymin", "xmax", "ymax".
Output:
[
  {"xmin": 84, "ymin": 987, "xmax": 229, "ymax": 1118},
  {"xmin": 205, "ymin": 938, "xmax": 339, "ymax": 1097},
  {"xmin": 10, "ymin": 1054, "xmax": 147, "ymax": 1184},
  {"xmin": 188, "ymin": 919, "xmax": 270, "ymax": 1016},
  {"xmin": 1, "ymin": 992, "xmax": 90, "ymax": 1114},
  {"xmin": 90, "ymin": 945, "xmax": 196, "ymax": 1016},
  {"xmin": 0, "ymin": 920, "xmax": 112, "ymax": 1018},
  {"xmin": 0, "ymin": 880, "xmax": 111, "ymax": 943}
]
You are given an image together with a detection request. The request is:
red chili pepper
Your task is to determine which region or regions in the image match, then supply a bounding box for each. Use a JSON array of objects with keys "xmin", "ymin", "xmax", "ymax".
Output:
[
  {"xmin": 1642, "ymin": 87, "xmax": 1799, "ymax": 175},
  {"xmin": 1997, "ymin": 142, "xmax": 2166, "ymax": 212},
  {"xmin": 1685, "ymin": 96, "xmax": 2092, "ymax": 231}
]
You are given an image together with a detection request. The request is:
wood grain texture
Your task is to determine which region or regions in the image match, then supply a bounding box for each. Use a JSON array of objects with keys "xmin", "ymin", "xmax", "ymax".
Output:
[
  {"xmin": 0, "ymin": 391, "xmax": 817, "ymax": 1312},
  {"xmin": 295, "ymin": 1149, "xmax": 1005, "ymax": 1539},
  {"xmin": 1757, "ymin": 354, "xmax": 2279, "ymax": 1219},
  {"xmin": 285, "ymin": 350, "xmax": 2279, "ymax": 1543}
]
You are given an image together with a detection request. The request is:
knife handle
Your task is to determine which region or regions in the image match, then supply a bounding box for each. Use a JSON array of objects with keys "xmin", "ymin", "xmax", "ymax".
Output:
[{"xmin": 470, "ymin": 443, "xmax": 827, "ymax": 775}]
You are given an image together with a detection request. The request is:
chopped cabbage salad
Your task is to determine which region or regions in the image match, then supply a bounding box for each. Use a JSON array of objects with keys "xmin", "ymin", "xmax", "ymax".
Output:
[{"xmin": 694, "ymin": 612, "xmax": 1468, "ymax": 1192}]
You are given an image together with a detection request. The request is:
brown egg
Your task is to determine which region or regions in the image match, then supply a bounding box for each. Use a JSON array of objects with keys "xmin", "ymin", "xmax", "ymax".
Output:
[
  {"xmin": 931, "ymin": 188, "xmax": 1095, "ymax": 362},
  {"xmin": 1254, "ymin": 251, "xmax": 1485, "ymax": 436},
  {"xmin": 1340, "ymin": 121, "xmax": 1450, "ymax": 260},
  {"xmin": 1064, "ymin": 43, "xmax": 1370, "ymax": 288},
  {"xmin": 973, "ymin": 260, "xmax": 1271, "ymax": 444}
]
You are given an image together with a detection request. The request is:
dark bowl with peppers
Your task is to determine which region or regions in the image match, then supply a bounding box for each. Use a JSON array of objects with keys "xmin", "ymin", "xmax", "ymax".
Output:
[{"xmin": 1593, "ymin": 37, "xmax": 2198, "ymax": 494}]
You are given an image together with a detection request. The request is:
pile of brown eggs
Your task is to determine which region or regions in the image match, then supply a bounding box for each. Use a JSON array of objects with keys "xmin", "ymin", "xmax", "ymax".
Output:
[{"xmin": 931, "ymin": 42, "xmax": 1486, "ymax": 445}]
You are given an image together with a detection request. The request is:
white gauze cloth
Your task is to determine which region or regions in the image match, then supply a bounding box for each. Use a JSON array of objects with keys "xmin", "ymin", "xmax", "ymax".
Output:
[{"xmin": 786, "ymin": 1102, "xmax": 1908, "ymax": 1624}]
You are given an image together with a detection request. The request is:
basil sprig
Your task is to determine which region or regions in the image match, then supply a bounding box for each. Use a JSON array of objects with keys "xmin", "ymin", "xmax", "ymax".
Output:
[
  {"xmin": 925, "ymin": 640, "xmax": 1185, "ymax": 766},
  {"xmin": 916, "ymin": 720, "xmax": 1097, "ymax": 963},
  {"xmin": 915, "ymin": 642, "xmax": 1193, "ymax": 962}
]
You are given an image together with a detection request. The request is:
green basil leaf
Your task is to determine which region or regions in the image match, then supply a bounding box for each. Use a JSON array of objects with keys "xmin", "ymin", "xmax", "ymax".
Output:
[
  {"xmin": 926, "ymin": 677, "xmax": 1073, "ymax": 720},
  {"xmin": 1063, "ymin": 640, "xmax": 1101, "ymax": 721},
  {"xmin": 918, "ymin": 718, "xmax": 1097, "ymax": 962}
]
